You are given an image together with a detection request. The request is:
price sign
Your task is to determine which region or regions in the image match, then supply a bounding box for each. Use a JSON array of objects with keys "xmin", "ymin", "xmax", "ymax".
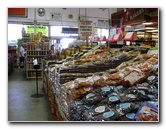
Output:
[
  {"xmin": 78, "ymin": 20, "xmax": 93, "ymax": 36},
  {"xmin": 26, "ymin": 26, "xmax": 48, "ymax": 35}
]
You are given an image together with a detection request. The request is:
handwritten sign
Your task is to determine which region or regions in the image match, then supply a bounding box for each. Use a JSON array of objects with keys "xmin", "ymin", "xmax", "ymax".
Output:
[{"xmin": 78, "ymin": 20, "xmax": 93, "ymax": 36}]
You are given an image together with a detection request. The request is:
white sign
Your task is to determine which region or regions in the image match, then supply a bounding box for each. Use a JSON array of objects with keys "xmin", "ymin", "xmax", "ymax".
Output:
[
  {"xmin": 110, "ymin": 28, "xmax": 117, "ymax": 35},
  {"xmin": 98, "ymin": 19, "xmax": 109, "ymax": 28},
  {"xmin": 113, "ymin": 33, "xmax": 120, "ymax": 40},
  {"xmin": 125, "ymin": 24, "xmax": 145, "ymax": 31},
  {"xmin": 78, "ymin": 15, "xmax": 87, "ymax": 20},
  {"xmin": 125, "ymin": 32, "xmax": 134, "ymax": 39},
  {"xmin": 134, "ymin": 24, "xmax": 145, "ymax": 30},
  {"xmin": 50, "ymin": 12, "xmax": 62, "ymax": 21},
  {"xmin": 124, "ymin": 26, "xmax": 134, "ymax": 32},
  {"xmin": 78, "ymin": 20, "xmax": 93, "ymax": 36}
]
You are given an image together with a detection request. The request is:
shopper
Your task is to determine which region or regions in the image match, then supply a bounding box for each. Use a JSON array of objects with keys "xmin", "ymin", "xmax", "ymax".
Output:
[{"xmin": 19, "ymin": 45, "xmax": 26, "ymax": 68}]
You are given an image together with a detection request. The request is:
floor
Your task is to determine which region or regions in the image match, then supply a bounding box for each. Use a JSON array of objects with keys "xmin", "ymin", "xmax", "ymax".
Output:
[{"xmin": 8, "ymin": 68, "xmax": 53, "ymax": 122}]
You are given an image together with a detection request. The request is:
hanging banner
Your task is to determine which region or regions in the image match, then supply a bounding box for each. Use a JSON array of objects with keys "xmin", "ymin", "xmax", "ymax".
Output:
[
  {"xmin": 78, "ymin": 20, "xmax": 93, "ymax": 36},
  {"xmin": 98, "ymin": 19, "xmax": 109, "ymax": 28},
  {"xmin": 26, "ymin": 26, "xmax": 48, "ymax": 35}
]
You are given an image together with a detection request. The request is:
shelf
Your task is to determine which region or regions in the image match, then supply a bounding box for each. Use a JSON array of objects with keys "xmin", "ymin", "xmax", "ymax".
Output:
[
  {"xmin": 27, "ymin": 50, "xmax": 48, "ymax": 51},
  {"xmin": 25, "ymin": 49, "xmax": 49, "ymax": 79},
  {"xmin": 26, "ymin": 62, "xmax": 42, "ymax": 64},
  {"xmin": 27, "ymin": 69, "xmax": 42, "ymax": 71},
  {"xmin": 26, "ymin": 77, "xmax": 42, "ymax": 79},
  {"xmin": 27, "ymin": 55, "xmax": 46, "ymax": 57}
]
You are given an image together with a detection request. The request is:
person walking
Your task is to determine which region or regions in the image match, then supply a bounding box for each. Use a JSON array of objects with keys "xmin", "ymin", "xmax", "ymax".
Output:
[{"xmin": 19, "ymin": 45, "xmax": 26, "ymax": 68}]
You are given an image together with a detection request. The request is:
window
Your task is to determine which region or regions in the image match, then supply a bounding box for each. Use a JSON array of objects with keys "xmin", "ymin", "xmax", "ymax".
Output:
[
  {"xmin": 97, "ymin": 28, "xmax": 109, "ymax": 37},
  {"xmin": 51, "ymin": 26, "xmax": 78, "ymax": 37},
  {"xmin": 8, "ymin": 24, "xmax": 23, "ymax": 45}
]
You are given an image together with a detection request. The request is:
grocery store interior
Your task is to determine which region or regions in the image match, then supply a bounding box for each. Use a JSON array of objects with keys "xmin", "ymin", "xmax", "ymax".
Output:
[{"xmin": 8, "ymin": 8, "xmax": 159, "ymax": 122}]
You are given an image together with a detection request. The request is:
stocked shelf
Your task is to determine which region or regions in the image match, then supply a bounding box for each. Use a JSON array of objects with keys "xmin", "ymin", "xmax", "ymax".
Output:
[
  {"xmin": 8, "ymin": 56, "xmax": 14, "ymax": 75},
  {"xmin": 25, "ymin": 50, "xmax": 49, "ymax": 79},
  {"xmin": 8, "ymin": 46, "xmax": 17, "ymax": 68},
  {"xmin": 42, "ymin": 46, "xmax": 158, "ymax": 121}
]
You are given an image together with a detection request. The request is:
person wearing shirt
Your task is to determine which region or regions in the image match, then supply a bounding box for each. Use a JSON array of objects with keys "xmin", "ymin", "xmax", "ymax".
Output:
[{"xmin": 19, "ymin": 45, "xmax": 26, "ymax": 68}]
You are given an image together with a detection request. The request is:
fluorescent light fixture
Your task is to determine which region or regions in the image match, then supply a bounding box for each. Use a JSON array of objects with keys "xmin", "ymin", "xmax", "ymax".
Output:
[
  {"xmin": 100, "ymin": 41, "xmax": 106, "ymax": 44},
  {"xmin": 145, "ymin": 27, "xmax": 157, "ymax": 30},
  {"xmin": 152, "ymin": 35, "xmax": 158, "ymax": 38},
  {"xmin": 137, "ymin": 32, "xmax": 144, "ymax": 34},
  {"xmin": 142, "ymin": 22, "xmax": 153, "ymax": 25},
  {"xmin": 146, "ymin": 30, "xmax": 158, "ymax": 32}
]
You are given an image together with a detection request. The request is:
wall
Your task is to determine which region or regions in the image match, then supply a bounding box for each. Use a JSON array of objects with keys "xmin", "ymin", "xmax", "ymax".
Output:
[{"xmin": 8, "ymin": 8, "xmax": 117, "ymax": 27}]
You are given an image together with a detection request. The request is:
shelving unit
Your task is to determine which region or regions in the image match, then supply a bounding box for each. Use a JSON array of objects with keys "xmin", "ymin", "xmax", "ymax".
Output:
[
  {"xmin": 25, "ymin": 50, "xmax": 49, "ymax": 79},
  {"xmin": 8, "ymin": 56, "xmax": 14, "ymax": 74},
  {"xmin": 8, "ymin": 46, "xmax": 17, "ymax": 68}
]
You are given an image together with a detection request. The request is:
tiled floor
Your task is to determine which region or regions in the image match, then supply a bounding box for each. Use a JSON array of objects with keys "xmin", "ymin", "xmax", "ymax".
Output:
[{"xmin": 8, "ymin": 68, "xmax": 53, "ymax": 122}]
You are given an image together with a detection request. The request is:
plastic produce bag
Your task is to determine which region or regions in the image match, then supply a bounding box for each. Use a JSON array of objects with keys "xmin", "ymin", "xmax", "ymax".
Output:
[
  {"xmin": 83, "ymin": 104, "xmax": 110, "ymax": 121},
  {"xmin": 118, "ymin": 112, "xmax": 136, "ymax": 121},
  {"xmin": 70, "ymin": 101, "xmax": 85, "ymax": 121},
  {"xmin": 114, "ymin": 85, "xmax": 128, "ymax": 93},
  {"xmin": 115, "ymin": 102, "xmax": 135, "ymax": 117},
  {"xmin": 82, "ymin": 92, "xmax": 104, "ymax": 106},
  {"xmin": 96, "ymin": 86, "xmax": 114, "ymax": 97},
  {"xmin": 135, "ymin": 102, "xmax": 158, "ymax": 121},
  {"xmin": 91, "ymin": 109, "xmax": 118, "ymax": 121}
]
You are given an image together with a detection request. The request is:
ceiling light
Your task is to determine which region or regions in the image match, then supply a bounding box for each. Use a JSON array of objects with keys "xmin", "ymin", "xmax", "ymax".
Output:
[
  {"xmin": 146, "ymin": 30, "xmax": 158, "ymax": 32},
  {"xmin": 99, "ymin": 8, "xmax": 107, "ymax": 11},
  {"xmin": 145, "ymin": 27, "xmax": 157, "ymax": 30},
  {"xmin": 142, "ymin": 22, "xmax": 153, "ymax": 25}
]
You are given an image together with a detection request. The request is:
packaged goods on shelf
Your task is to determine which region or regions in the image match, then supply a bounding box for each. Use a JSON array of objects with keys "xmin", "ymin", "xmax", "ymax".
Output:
[
  {"xmin": 135, "ymin": 101, "xmax": 158, "ymax": 121},
  {"xmin": 43, "ymin": 46, "xmax": 158, "ymax": 121},
  {"xmin": 8, "ymin": 46, "xmax": 17, "ymax": 68}
]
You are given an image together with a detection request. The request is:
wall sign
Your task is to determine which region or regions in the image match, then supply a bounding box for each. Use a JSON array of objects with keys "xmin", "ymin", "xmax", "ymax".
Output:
[
  {"xmin": 50, "ymin": 12, "xmax": 62, "ymax": 21},
  {"xmin": 111, "ymin": 8, "xmax": 158, "ymax": 27},
  {"xmin": 129, "ymin": 8, "xmax": 144, "ymax": 21},
  {"xmin": 78, "ymin": 20, "xmax": 93, "ymax": 36},
  {"xmin": 8, "ymin": 8, "xmax": 28, "ymax": 18},
  {"xmin": 26, "ymin": 26, "xmax": 48, "ymax": 35},
  {"xmin": 124, "ymin": 24, "xmax": 145, "ymax": 31}
]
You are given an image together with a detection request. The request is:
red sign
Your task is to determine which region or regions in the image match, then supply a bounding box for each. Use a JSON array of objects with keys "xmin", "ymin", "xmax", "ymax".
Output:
[{"xmin": 8, "ymin": 8, "xmax": 27, "ymax": 17}]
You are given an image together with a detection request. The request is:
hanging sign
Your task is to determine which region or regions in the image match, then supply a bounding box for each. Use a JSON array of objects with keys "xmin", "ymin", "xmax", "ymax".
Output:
[
  {"xmin": 124, "ymin": 24, "xmax": 145, "ymax": 31},
  {"xmin": 78, "ymin": 20, "xmax": 93, "ymax": 36},
  {"xmin": 98, "ymin": 19, "xmax": 109, "ymax": 28},
  {"xmin": 26, "ymin": 26, "xmax": 48, "ymax": 35},
  {"xmin": 50, "ymin": 12, "xmax": 62, "ymax": 21},
  {"xmin": 110, "ymin": 28, "xmax": 117, "ymax": 35}
]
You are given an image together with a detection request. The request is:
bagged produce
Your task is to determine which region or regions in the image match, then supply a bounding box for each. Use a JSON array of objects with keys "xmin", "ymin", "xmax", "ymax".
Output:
[
  {"xmin": 115, "ymin": 102, "xmax": 135, "ymax": 117},
  {"xmin": 135, "ymin": 102, "xmax": 158, "ymax": 121},
  {"xmin": 70, "ymin": 100, "xmax": 85, "ymax": 121},
  {"xmin": 118, "ymin": 112, "xmax": 136, "ymax": 121},
  {"xmin": 83, "ymin": 104, "xmax": 110, "ymax": 121},
  {"xmin": 114, "ymin": 85, "xmax": 128, "ymax": 93},
  {"xmin": 121, "ymin": 70, "xmax": 147, "ymax": 87},
  {"xmin": 91, "ymin": 109, "xmax": 118, "ymax": 121},
  {"xmin": 92, "ymin": 75, "xmax": 104, "ymax": 88},
  {"xmin": 82, "ymin": 92, "xmax": 104, "ymax": 106},
  {"xmin": 97, "ymin": 86, "xmax": 114, "ymax": 97}
]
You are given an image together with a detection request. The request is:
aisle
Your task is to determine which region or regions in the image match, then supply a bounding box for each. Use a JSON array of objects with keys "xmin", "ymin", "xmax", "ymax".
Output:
[{"xmin": 8, "ymin": 68, "xmax": 53, "ymax": 122}]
